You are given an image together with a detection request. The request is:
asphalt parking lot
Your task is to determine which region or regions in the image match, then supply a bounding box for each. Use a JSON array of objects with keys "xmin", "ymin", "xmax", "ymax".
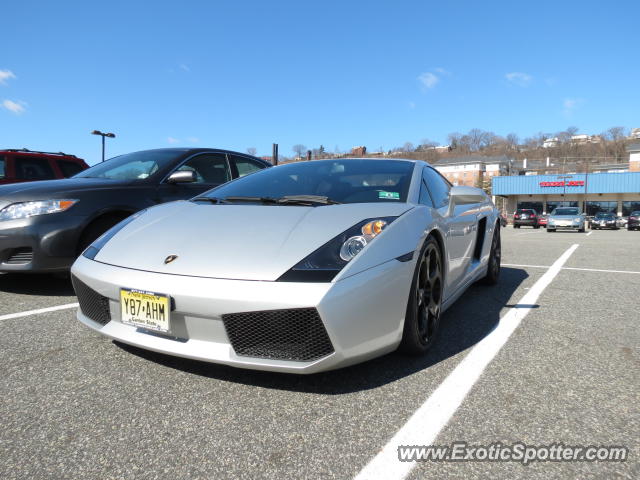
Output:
[{"xmin": 1, "ymin": 228, "xmax": 638, "ymax": 479}]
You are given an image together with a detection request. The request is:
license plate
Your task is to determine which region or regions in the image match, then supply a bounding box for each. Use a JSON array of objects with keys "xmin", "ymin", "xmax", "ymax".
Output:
[{"xmin": 120, "ymin": 288, "xmax": 171, "ymax": 332}]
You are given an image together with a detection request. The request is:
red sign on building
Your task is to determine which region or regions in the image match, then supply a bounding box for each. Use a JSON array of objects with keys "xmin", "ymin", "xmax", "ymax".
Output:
[{"xmin": 540, "ymin": 180, "xmax": 585, "ymax": 187}]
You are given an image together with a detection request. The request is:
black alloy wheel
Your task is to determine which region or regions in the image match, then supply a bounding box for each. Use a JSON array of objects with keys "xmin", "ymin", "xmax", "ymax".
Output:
[
  {"xmin": 400, "ymin": 237, "xmax": 443, "ymax": 354},
  {"xmin": 482, "ymin": 225, "xmax": 501, "ymax": 285}
]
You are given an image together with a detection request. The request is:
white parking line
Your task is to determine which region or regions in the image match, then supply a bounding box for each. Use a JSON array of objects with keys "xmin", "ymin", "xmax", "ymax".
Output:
[
  {"xmin": 353, "ymin": 244, "xmax": 579, "ymax": 480},
  {"xmin": 515, "ymin": 231, "xmax": 544, "ymax": 236},
  {"xmin": 503, "ymin": 263, "xmax": 640, "ymax": 275},
  {"xmin": 586, "ymin": 231, "xmax": 593, "ymax": 236},
  {"xmin": 0, "ymin": 303, "xmax": 79, "ymax": 322}
]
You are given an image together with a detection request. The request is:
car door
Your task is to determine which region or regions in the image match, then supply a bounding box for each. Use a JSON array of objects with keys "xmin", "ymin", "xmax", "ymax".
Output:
[
  {"xmin": 155, "ymin": 152, "xmax": 232, "ymax": 203},
  {"xmin": 422, "ymin": 167, "xmax": 477, "ymax": 296}
]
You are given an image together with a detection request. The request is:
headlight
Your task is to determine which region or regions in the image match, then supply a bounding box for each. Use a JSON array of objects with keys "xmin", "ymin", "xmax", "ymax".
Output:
[
  {"xmin": 574, "ymin": 217, "xmax": 582, "ymax": 222},
  {"xmin": 277, "ymin": 217, "xmax": 397, "ymax": 282},
  {"xmin": 82, "ymin": 210, "xmax": 146, "ymax": 260},
  {"xmin": 0, "ymin": 199, "xmax": 78, "ymax": 221}
]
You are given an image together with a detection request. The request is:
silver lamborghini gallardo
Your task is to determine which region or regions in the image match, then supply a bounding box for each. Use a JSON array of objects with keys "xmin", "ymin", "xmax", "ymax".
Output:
[{"xmin": 71, "ymin": 159, "xmax": 501, "ymax": 373}]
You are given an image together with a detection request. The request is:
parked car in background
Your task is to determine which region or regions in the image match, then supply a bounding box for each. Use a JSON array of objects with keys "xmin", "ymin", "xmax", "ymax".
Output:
[
  {"xmin": 0, "ymin": 148, "xmax": 270, "ymax": 272},
  {"xmin": 628, "ymin": 211, "xmax": 640, "ymax": 231},
  {"xmin": 537, "ymin": 214, "xmax": 548, "ymax": 227},
  {"xmin": 0, "ymin": 149, "xmax": 88, "ymax": 184},
  {"xmin": 513, "ymin": 208, "xmax": 539, "ymax": 228},
  {"xmin": 589, "ymin": 212, "xmax": 618, "ymax": 230},
  {"xmin": 547, "ymin": 207, "xmax": 585, "ymax": 232},
  {"xmin": 616, "ymin": 216, "xmax": 628, "ymax": 228}
]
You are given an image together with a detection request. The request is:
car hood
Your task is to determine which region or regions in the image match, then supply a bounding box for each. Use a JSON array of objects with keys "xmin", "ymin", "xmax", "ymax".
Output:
[
  {"xmin": 0, "ymin": 178, "xmax": 130, "ymax": 205},
  {"xmin": 94, "ymin": 200, "xmax": 413, "ymax": 281}
]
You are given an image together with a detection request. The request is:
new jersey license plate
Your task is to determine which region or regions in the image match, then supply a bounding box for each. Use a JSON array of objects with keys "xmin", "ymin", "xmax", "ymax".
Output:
[{"xmin": 120, "ymin": 288, "xmax": 170, "ymax": 332}]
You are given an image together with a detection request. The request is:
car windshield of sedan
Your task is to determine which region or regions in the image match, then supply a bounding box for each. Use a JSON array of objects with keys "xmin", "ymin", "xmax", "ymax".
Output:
[
  {"xmin": 201, "ymin": 159, "xmax": 415, "ymax": 204},
  {"xmin": 552, "ymin": 208, "xmax": 580, "ymax": 216},
  {"xmin": 595, "ymin": 213, "xmax": 615, "ymax": 219},
  {"xmin": 74, "ymin": 150, "xmax": 181, "ymax": 180}
]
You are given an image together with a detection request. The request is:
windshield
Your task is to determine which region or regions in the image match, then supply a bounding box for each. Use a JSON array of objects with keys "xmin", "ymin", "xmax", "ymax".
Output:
[
  {"xmin": 632, "ymin": 211, "xmax": 640, "ymax": 216},
  {"xmin": 553, "ymin": 208, "xmax": 580, "ymax": 216},
  {"xmin": 201, "ymin": 159, "xmax": 415, "ymax": 204},
  {"xmin": 74, "ymin": 150, "xmax": 183, "ymax": 180},
  {"xmin": 595, "ymin": 213, "xmax": 615, "ymax": 219}
]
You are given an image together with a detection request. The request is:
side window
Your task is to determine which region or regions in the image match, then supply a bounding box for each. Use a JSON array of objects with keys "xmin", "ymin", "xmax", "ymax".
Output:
[
  {"xmin": 57, "ymin": 160, "xmax": 85, "ymax": 178},
  {"xmin": 0, "ymin": 156, "xmax": 5, "ymax": 179},
  {"xmin": 231, "ymin": 155, "xmax": 263, "ymax": 178},
  {"xmin": 15, "ymin": 156, "xmax": 55, "ymax": 180},
  {"xmin": 177, "ymin": 153, "xmax": 230, "ymax": 184},
  {"xmin": 422, "ymin": 167, "xmax": 451, "ymax": 209},
  {"xmin": 419, "ymin": 179, "xmax": 434, "ymax": 207}
]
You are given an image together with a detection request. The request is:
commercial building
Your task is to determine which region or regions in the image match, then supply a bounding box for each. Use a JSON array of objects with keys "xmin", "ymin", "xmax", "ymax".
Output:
[{"xmin": 492, "ymin": 171, "xmax": 640, "ymax": 216}]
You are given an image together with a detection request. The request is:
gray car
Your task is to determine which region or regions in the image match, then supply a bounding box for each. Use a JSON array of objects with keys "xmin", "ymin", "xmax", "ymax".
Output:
[
  {"xmin": 71, "ymin": 159, "xmax": 502, "ymax": 373},
  {"xmin": 547, "ymin": 207, "xmax": 586, "ymax": 232}
]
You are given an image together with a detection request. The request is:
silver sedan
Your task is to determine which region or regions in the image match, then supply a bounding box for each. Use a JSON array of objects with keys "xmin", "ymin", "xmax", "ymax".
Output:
[{"xmin": 71, "ymin": 158, "xmax": 501, "ymax": 373}]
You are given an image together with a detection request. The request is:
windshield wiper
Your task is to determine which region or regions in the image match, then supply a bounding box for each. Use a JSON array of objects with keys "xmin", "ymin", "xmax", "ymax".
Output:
[
  {"xmin": 192, "ymin": 196, "xmax": 230, "ymax": 204},
  {"xmin": 223, "ymin": 196, "xmax": 279, "ymax": 204},
  {"xmin": 275, "ymin": 195, "xmax": 341, "ymax": 205}
]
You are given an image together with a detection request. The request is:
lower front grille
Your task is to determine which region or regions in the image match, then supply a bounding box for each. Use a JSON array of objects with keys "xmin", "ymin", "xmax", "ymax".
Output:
[
  {"xmin": 5, "ymin": 248, "xmax": 33, "ymax": 265},
  {"xmin": 71, "ymin": 275, "xmax": 111, "ymax": 326},
  {"xmin": 222, "ymin": 308, "xmax": 334, "ymax": 362}
]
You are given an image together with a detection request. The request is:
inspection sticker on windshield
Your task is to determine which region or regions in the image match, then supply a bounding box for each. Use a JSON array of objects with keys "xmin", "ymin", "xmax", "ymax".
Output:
[{"xmin": 378, "ymin": 191, "xmax": 400, "ymax": 200}]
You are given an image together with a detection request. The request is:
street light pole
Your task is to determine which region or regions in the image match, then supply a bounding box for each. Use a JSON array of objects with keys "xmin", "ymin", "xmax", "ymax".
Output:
[
  {"xmin": 558, "ymin": 174, "xmax": 573, "ymax": 207},
  {"xmin": 91, "ymin": 130, "xmax": 116, "ymax": 162}
]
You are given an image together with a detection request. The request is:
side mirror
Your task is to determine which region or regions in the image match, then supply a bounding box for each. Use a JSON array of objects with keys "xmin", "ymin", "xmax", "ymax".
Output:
[
  {"xmin": 448, "ymin": 186, "xmax": 487, "ymax": 216},
  {"xmin": 167, "ymin": 170, "xmax": 196, "ymax": 184}
]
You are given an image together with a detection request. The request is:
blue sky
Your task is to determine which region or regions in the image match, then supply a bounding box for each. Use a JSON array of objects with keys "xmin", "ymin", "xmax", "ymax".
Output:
[{"xmin": 1, "ymin": 0, "xmax": 638, "ymax": 164}]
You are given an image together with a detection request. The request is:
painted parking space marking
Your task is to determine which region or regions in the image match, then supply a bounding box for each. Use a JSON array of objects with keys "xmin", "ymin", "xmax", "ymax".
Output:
[
  {"xmin": 0, "ymin": 303, "xmax": 79, "ymax": 322},
  {"xmin": 354, "ymin": 244, "xmax": 579, "ymax": 480},
  {"xmin": 503, "ymin": 263, "xmax": 640, "ymax": 275}
]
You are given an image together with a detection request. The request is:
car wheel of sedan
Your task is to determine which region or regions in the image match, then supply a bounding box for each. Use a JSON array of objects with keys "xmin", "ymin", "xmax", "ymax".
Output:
[
  {"xmin": 547, "ymin": 228, "xmax": 555, "ymax": 233},
  {"xmin": 481, "ymin": 224, "xmax": 501, "ymax": 285},
  {"xmin": 400, "ymin": 236, "xmax": 443, "ymax": 355},
  {"xmin": 578, "ymin": 227, "xmax": 585, "ymax": 233}
]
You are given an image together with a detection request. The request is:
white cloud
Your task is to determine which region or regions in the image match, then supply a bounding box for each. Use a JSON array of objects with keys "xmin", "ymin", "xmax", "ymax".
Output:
[
  {"xmin": 562, "ymin": 97, "xmax": 584, "ymax": 116},
  {"xmin": 0, "ymin": 70, "xmax": 16, "ymax": 85},
  {"xmin": 2, "ymin": 99, "xmax": 26, "ymax": 114},
  {"xmin": 418, "ymin": 72, "xmax": 439, "ymax": 89},
  {"xmin": 179, "ymin": 64, "xmax": 190, "ymax": 72},
  {"xmin": 186, "ymin": 136, "xmax": 199, "ymax": 143},
  {"xmin": 433, "ymin": 67, "xmax": 451, "ymax": 76},
  {"xmin": 505, "ymin": 72, "xmax": 533, "ymax": 87},
  {"xmin": 167, "ymin": 136, "xmax": 181, "ymax": 144}
]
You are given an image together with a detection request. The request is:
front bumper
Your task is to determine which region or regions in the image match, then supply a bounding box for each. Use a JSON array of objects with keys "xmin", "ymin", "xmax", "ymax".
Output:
[
  {"xmin": 0, "ymin": 214, "xmax": 84, "ymax": 272},
  {"xmin": 71, "ymin": 255, "xmax": 414, "ymax": 373}
]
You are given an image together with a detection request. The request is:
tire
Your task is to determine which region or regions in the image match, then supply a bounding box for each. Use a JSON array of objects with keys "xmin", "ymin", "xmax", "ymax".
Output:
[
  {"xmin": 400, "ymin": 236, "xmax": 443, "ymax": 355},
  {"xmin": 481, "ymin": 224, "xmax": 501, "ymax": 285},
  {"xmin": 547, "ymin": 228, "xmax": 555, "ymax": 233},
  {"xmin": 514, "ymin": 224, "xmax": 520, "ymax": 229},
  {"xmin": 77, "ymin": 215, "xmax": 130, "ymax": 255},
  {"xmin": 578, "ymin": 227, "xmax": 585, "ymax": 233},
  {"xmin": 534, "ymin": 225, "xmax": 540, "ymax": 229}
]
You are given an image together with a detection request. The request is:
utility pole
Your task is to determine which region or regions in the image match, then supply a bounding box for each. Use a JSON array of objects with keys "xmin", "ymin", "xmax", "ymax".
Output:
[{"xmin": 91, "ymin": 130, "xmax": 116, "ymax": 162}]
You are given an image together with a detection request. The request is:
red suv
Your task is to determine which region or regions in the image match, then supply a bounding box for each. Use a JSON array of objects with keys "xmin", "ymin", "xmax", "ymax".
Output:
[{"xmin": 0, "ymin": 149, "xmax": 88, "ymax": 184}]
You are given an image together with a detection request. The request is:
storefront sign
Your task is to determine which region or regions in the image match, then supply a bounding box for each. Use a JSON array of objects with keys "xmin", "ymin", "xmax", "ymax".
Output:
[{"xmin": 539, "ymin": 180, "xmax": 585, "ymax": 187}]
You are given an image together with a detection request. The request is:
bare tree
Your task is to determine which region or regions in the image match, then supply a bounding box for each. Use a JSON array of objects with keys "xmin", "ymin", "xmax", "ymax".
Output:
[
  {"xmin": 566, "ymin": 126, "xmax": 579, "ymax": 137},
  {"xmin": 447, "ymin": 132, "xmax": 463, "ymax": 150},
  {"xmin": 402, "ymin": 142, "xmax": 414, "ymax": 152},
  {"xmin": 292, "ymin": 144, "xmax": 306, "ymax": 158},
  {"xmin": 246, "ymin": 147, "xmax": 257, "ymax": 156},
  {"xmin": 506, "ymin": 133, "xmax": 519, "ymax": 149}
]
